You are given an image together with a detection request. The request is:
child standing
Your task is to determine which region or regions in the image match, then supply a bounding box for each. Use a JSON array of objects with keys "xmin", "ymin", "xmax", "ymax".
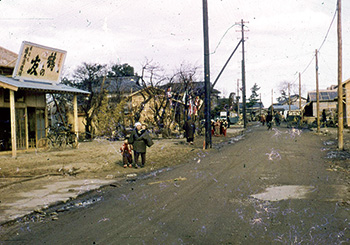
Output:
[{"xmin": 120, "ymin": 139, "xmax": 133, "ymax": 168}]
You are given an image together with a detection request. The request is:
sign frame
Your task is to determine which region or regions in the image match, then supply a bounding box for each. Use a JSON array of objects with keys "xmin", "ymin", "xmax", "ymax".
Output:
[{"xmin": 12, "ymin": 41, "xmax": 67, "ymax": 84}]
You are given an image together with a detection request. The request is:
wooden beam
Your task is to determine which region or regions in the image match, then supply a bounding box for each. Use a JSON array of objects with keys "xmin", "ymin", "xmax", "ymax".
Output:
[
  {"xmin": 0, "ymin": 81, "xmax": 18, "ymax": 91},
  {"xmin": 25, "ymin": 107, "xmax": 29, "ymax": 150},
  {"xmin": 45, "ymin": 105, "xmax": 48, "ymax": 136},
  {"xmin": 10, "ymin": 90, "xmax": 16, "ymax": 157}
]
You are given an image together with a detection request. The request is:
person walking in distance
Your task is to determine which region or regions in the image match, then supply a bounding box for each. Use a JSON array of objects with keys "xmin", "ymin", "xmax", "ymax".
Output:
[
  {"xmin": 183, "ymin": 116, "xmax": 195, "ymax": 144},
  {"xmin": 266, "ymin": 112, "xmax": 273, "ymax": 130},
  {"xmin": 128, "ymin": 122, "xmax": 154, "ymax": 168}
]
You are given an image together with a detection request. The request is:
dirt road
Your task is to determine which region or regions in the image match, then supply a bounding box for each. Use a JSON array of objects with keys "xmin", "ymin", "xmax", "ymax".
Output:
[{"xmin": 1, "ymin": 124, "xmax": 350, "ymax": 244}]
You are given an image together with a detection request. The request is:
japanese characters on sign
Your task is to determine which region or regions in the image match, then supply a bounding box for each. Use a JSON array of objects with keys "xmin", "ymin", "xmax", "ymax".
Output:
[{"xmin": 13, "ymin": 41, "xmax": 67, "ymax": 84}]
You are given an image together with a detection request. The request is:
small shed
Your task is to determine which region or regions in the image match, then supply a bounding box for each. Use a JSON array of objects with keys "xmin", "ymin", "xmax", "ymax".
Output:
[{"xmin": 0, "ymin": 75, "xmax": 89, "ymax": 157}]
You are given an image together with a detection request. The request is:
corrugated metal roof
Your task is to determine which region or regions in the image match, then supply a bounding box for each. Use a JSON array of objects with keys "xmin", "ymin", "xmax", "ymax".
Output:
[
  {"xmin": 307, "ymin": 90, "xmax": 337, "ymax": 102},
  {"xmin": 272, "ymin": 104, "xmax": 299, "ymax": 110},
  {"xmin": 0, "ymin": 75, "xmax": 90, "ymax": 94}
]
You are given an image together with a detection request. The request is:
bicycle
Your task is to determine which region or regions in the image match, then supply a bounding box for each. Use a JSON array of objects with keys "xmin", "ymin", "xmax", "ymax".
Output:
[{"xmin": 37, "ymin": 123, "xmax": 77, "ymax": 151}]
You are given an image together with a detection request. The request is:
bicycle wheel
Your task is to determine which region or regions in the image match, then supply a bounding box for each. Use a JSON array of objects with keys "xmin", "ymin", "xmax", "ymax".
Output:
[
  {"xmin": 36, "ymin": 138, "xmax": 52, "ymax": 152},
  {"xmin": 57, "ymin": 135, "xmax": 66, "ymax": 150},
  {"xmin": 71, "ymin": 134, "xmax": 78, "ymax": 148},
  {"xmin": 67, "ymin": 134, "xmax": 78, "ymax": 149}
]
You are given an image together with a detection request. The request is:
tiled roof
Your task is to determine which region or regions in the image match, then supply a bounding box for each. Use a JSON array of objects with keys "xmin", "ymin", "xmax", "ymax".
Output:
[
  {"xmin": 105, "ymin": 76, "xmax": 142, "ymax": 94},
  {"xmin": 0, "ymin": 46, "xmax": 18, "ymax": 67}
]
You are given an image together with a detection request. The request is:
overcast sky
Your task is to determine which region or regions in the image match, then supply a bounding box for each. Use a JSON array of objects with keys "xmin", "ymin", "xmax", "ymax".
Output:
[{"xmin": 1, "ymin": 0, "xmax": 349, "ymax": 106}]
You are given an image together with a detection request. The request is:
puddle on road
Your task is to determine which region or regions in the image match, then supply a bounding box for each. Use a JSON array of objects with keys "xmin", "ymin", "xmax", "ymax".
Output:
[
  {"xmin": 251, "ymin": 185, "xmax": 349, "ymax": 202},
  {"xmin": 326, "ymin": 151, "xmax": 350, "ymax": 160},
  {"xmin": 251, "ymin": 185, "xmax": 314, "ymax": 201}
]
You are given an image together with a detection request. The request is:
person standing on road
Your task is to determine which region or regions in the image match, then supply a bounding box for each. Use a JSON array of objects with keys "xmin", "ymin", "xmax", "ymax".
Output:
[
  {"xmin": 183, "ymin": 116, "xmax": 195, "ymax": 144},
  {"xmin": 266, "ymin": 112, "xmax": 273, "ymax": 130},
  {"xmin": 274, "ymin": 111, "xmax": 281, "ymax": 126},
  {"xmin": 120, "ymin": 138, "xmax": 133, "ymax": 168},
  {"xmin": 128, "ymin": 122, "xmax": 154, "ymax": 168},
  {"xmin": 222, "ymin": 119, "xmax": 228, "ymax": 137},
  {"xmin": 322, "ymin": 109, "xmax": 327, "ymax": 127},
  {"xmin": 260, "ymin": 114, "xmax": 266, "ymax": 126}
]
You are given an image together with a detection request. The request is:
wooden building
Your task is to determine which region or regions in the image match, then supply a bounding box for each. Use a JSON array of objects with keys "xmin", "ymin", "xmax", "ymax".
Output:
[
  {"xmin": 0, "ymin": 44, "xmax": 89, "ymax": 157},
  {"xmin": 0, "ymin": 75, "xmax": 89, "ymax": 157}
]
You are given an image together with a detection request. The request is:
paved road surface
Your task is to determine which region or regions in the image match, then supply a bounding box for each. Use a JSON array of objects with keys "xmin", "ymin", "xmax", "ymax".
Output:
[{"xmin": 1, "ymin": 124, "xmax": 349, "ymax": 244}]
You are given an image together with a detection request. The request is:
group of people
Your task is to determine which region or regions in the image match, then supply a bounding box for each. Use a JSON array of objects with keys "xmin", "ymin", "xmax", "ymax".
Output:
[
  {"xmin": 120, "ymin": 122, "xmax": 154, "ymax": 169},
  {"xmin": 120, "ymin": 117, "xmax": 229, "ymax": 168},
  {"xmin": 211, "ymin": 119, "xmax": 228, "ymax": 137},
  {"xmin": 261, "ymin": 111, "xmax": 282, "ymax": 130}
]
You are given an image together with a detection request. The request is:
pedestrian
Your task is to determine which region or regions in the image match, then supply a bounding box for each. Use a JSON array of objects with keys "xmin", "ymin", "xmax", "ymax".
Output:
[
  {"xmin": 120, "ymin": 138, "xmax": 133, "ymax": 168},
  {"xmin": 222, "ymin": 119, "xmax": 228, "ymax": 137},
  {"xmin": 211, "ymin": 120, "xmax": 215, "ymax": 136},
  {"xmin": 260, "ymin": 114, "xmax": 266, "ymax": 126},
  {"xmin": 322, "ymin": 109, "xmax": 327, "ymax": 127},
  {"xmin": 266, "ymin": 112, "xmax": 273, "ymax": 130},
  {"xmin": 274, "ymin": 112, "xmax": 280, "ymax": 126},
  {"xmin": 128, "ymin": 122, "xmax": 154, "ymax": 168},
  {"xmin": 214, "ymin": 119, "xmax": 221, "ymax": 136},
  {"xmin": 183, "ymin": 116, "xmax": 195, "ymax": 144}
]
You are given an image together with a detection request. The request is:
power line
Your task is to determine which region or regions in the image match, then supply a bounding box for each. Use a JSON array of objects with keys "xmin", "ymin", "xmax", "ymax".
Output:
[
  {"xmin": 318, "ymin": 8, "xmax": 337, "ymax": 51},
  {"xmin": 210, "ymin": 23, "xmax": 240, "ymax": 55},
  {"xmin": 295, "ymin": 3, "xmax": 338, "ymax": 79}
]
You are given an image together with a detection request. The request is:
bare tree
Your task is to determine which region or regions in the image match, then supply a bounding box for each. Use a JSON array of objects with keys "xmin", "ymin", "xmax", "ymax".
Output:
[{"xmin": 276, "ymin": 81, "xmax": 298, "ymax": 104}]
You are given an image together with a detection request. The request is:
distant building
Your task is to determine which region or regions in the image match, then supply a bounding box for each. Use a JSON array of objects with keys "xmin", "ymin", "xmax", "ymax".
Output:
[
  {"xmin": 304, "ymin": 89, "xmax": 338, "ymax": 117},
  {"xmin": 277, "ymin": 94, "xmax": 307, "ymax": 108}
]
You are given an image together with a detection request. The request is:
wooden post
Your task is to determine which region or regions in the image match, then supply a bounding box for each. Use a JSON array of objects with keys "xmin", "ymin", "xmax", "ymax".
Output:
[
  {"xmin": 45, "ymin": 106, "xmax": 48, "ymax": 136},
  {"xmin": 10, "ymin": 90, "xmax": 16, "ymax": 157},
  {"xmin": 73, "ymin": 94, "xmax": 79, "ymax": 148},
  {"xmin": 25, "ymin": 107, "xmax": 29, "ymax": 149},
  {"xmin": 337, "ymin": 0, "xmax": 343, "ymax": 150},
  {"xmin": 316, "ymin": 49, "xmax": 320, "ymax": 133}
]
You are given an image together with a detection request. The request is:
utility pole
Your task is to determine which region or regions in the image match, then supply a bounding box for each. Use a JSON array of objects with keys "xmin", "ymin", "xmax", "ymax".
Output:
[
  {"xmin": 288, "ymin": 83, "xmax": 291, "ymax": 112},
  {"xmin": 241, "ymin": 19, "xmax": 247, "ymax": 128},
  {"xmin": 237, "ymin": 79, "xmax": 240, "ymax": 116},
  {"xmin": 202, "ymin": 0, "xmax": 211, "ymax": 149},
  {"xmin": 337, "ymin": 0, "xmax": 343, "ymax": 150},
  {"xmin": 299, "ymin": 72, "xmax": 302, "ymax": 111},
  {"xmin": 260, "ymin": 93, "xmax": 262, "ymax": 116},
  {"xmin": 316, "ymin": 49, "xmax": 320, "ymax": 133},
  {"xmin": 271, "ymin": 89, "xmax": 274, "ymax": 114}
]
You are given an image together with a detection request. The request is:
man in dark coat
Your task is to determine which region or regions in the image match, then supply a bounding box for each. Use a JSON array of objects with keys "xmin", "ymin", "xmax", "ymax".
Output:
[
  {"xmin": 266, "ymin": 112, "xmax": 273, "ymax": 130},
  {"xmin": 183, "ymin": 116, "xmax": 195, "ymax": 144},
  {"xmin": 128, "ymin": 122, "xmax": 154, "ymax": 168}
]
